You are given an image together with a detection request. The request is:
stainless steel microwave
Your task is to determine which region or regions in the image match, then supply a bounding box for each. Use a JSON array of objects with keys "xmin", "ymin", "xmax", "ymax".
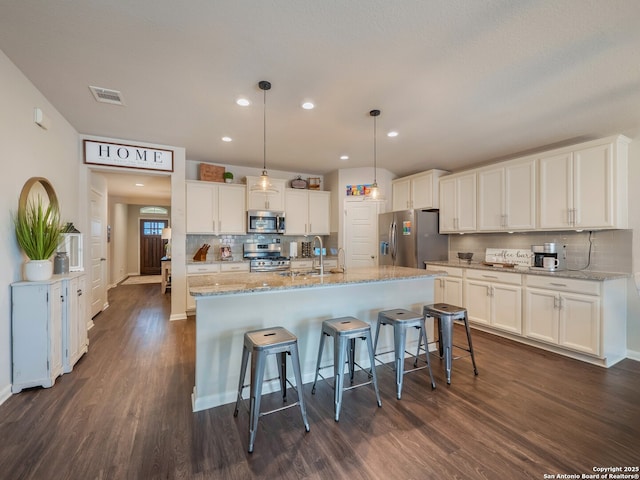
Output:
[{"xmin": 247, "ymin": 210, "xmax": 285, "ymax": 234}]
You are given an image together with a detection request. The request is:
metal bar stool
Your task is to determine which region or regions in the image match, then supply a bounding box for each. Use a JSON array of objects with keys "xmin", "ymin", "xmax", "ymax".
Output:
[
  {"xmin": 373, "ymin": 309, "xmax": 436, "ymax": 399},
  {"xmin": 311, "ymin": 317, "xmax": 382, "ymax": 421},
  {"xmin": 233, "ymin": 326, "xmax": 310, "ymax": 453},
  {"xmin": 422, "ymin": 303, "xmax": 478, "ymax": 385}
]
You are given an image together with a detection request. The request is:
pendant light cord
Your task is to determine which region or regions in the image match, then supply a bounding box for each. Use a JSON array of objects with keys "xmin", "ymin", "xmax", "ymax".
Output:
[
  {"xmin": 263, "ymin": 85, "xmax": 267, "ymax": 172},
  {"xmin": 373, "ymin": 114, "xmax": 377, "ymax": 184}
]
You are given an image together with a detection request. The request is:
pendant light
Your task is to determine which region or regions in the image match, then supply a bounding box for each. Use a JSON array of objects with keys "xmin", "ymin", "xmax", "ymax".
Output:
[
  {"xmin": 368, "ymin": 109, "xmax": 384, "ymax": 200},
  {"xmin": 251, "ymin": 80, "xmax": 279, "ymax": 194}
]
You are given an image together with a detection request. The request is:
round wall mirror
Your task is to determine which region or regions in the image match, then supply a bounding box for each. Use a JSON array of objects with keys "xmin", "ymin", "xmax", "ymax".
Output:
[{"xmin": 18, "ymin": 177, "xmax": 60, "ymax": 214}]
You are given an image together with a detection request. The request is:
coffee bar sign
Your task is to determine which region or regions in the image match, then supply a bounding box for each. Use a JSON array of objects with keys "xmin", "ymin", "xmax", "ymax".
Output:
[{"xmin": 84, "ymin": 140, "xmax": 174, "ymax": 172}]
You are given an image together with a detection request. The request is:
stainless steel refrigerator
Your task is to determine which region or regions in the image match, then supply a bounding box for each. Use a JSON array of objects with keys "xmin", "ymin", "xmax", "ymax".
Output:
[{"xmin": 379, "ymin": 209, "xmax": 448, "ymax": 268}]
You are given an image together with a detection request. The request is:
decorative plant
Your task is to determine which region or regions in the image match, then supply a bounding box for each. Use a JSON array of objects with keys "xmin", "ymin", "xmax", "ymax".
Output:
[
  {"xmin": 223, "ymin": 171, "xmax": 234, "ymax": 181},
  {"xmin": 14, "ymin": 195, "xmax": 64, "ymax": 260}
]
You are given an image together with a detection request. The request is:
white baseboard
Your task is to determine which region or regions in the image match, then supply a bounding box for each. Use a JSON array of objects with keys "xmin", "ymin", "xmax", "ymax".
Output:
[
  {"xmin": 626, "ymin": 349, "xmax": 640, "ymax": 362},
  {"xmin": 170, "ymin": 312, "xmax": 187, "ymax": 321},
  {"xmin": 0, "ymin": 383, "xmax": 12, "ymax": 407}
]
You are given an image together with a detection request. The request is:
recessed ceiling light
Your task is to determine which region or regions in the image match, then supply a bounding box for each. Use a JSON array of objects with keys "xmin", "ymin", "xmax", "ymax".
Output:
[
  {"xmin": 135, "ymin": 183, "xmax": 144, "ymax": 187},
  {"xmin": 222, "ymin": 136, "xmax": 232, "ymax": 142},
  {"xmin": 236, "ymin": 98, "xmax": 250, "ymax": 107},
  {"xmin": 340, "ymin": 155, "xmax": 349, "ymax": 160},
  {"xmin": 387, "ymin": 131, "xmax": 399, "ymax": 137},
  {"xmin": 301, "ymin": 102, "xmax": 315, "ymax": 110}
]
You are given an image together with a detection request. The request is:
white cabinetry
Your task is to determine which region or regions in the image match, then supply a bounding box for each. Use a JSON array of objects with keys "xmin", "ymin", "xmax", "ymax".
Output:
[
  {"xmin": 186, "ymin": 181, "xmax": 246, "ymax": 234},
  {"xmin": 439, "ymin": 172, "xmax": 476, "ymax": 233},
  {"xmin": 477, "ymin": 158, "xmax": 536, "ymax": 231},
  {"xmin": 392, "ymin": 169, "xmax": 448, "ymax": 211},
  {"xmin": 284, "ymin": 189, "xmax": 330, "ymax": 235},
  {"xmin": 464, "ymin": 269, "xmax": 522, "ymax": 334},
  {"xmin": 246, "ymin": 176, "xmax": 286, "ymax": 211},
  {"xmin": 11, "ymin": 273, "xmax": 88, "ymax": 393},
  {"xmin": 524, "ymin": 276, "xmax": 601, "ymax": 356},
  {"xmin": 186, "ymin": 263, "xmax": 250, "ymax": 311},
  {"xmin": 538, "ymin": 136, "xmax": 629, "ymax": 230},
  {"xmin": 426, "ymin": 265, "xmax": 463, "ymax": 306}
]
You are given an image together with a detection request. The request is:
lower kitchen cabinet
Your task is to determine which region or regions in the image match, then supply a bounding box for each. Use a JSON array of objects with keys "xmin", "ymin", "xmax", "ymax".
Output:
[
  {"xmin": 11, "ymin": 273, "xmax": 88, "ymax": 393},
  {"xmin": 524, "ymin": 276, "xmax": 601, "ymax": 356},
  {"xmin": 464, "ymin": 269, "xmax": 522, "ymax": 334},
  {"xmin": 186, "ymin": 263, "xmax": 250, "ymax": 312},
  {"xmin": 426, "ymin": 265, "xmax": 463, "ymax": 305}
]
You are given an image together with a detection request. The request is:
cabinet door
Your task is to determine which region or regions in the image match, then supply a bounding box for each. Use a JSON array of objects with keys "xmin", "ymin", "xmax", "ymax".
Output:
[
  {"xmin": 411, "ymin": 172, "xmax": 435, "ymax": 210},
  {"xmin": 186, "ymin": 183, "xmax": 216, "ymax": 233},
  {"xmin": 392, "ymin": 178, "xmax": 411, "ymax": 211},
  {"xmin": 538, "ymin": 152, "xmax": 572, "ymax": 229},
  {"xmin": 573, "ymin": 142, "xmax": 613, "ymax": 228},
  {"xmin": 49, "ymin": 282, "xmax": 64, "ymax": 381},
  {"xmin": 442, "ymin": 277, "xmax": 463, "ymax": 306},
  {"xmin": 477, "ymin": 168, "xmax": 504, "ymax": 231},
  {"xmin": 308, "ymin": 191, "xmax": 330, "ymax": 235},
  {"xmin": 77, "ymin": 275, "xmax": 88, "ymax": 354},
  {"xmin": 559, "ymin": 293, "xmax": 600, "ymax": 355},
  {"xmin": 246, "ymin": 177, "xmax": 285, "ymax": 210},
  {"xmin": 218, "ymin": 185, "xmax": 246, "ymax": 234},
  {"xmin": 64, "ymin": 277, "xmax": 80, "ymax": 372},
  {"xmin": 439, "ymin": 177, "xmax": 457, "ymax": 232},
  {"xmin": 465, "ymin": 280, "xmax": 491, "ymax": 326},
  {"xmin": 505, "ymin": 159, "xmax": 536, "ymax": 230},
  {"xmin": 285, "ymin": 189, "xmax": 309, "ymax": 234},
  {"xmin": 524, "ymin": 288, "xmax": 558, "ymax": 344},
  {"xmin": 456, "ymin": 173, "xmax": 477, "ymax": 231},
  {"xmin": 491, "ymin": 284, "xmax": 522, "ymax": 334}
]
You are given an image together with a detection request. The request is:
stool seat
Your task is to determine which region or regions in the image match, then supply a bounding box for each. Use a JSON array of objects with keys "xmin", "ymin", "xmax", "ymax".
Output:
[
  {"xmin": 312, "ymin": 317, "xmax": 381, "ymax": 421},
  {"xmin": 234, "ymin": 326, "xmax": 309, "ymax": 453},
  {"xmin": 423, "ymin": 303, "xmax": 478, "ymax": 385},
  {"xmin": 374, "ymin": 309, "xmax": 436, "ymax": 399}
]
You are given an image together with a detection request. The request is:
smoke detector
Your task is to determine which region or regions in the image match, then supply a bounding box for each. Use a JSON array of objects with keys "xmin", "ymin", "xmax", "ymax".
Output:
[{"xmin": 89, "ymin": 86, "xmax": 125, "ymax": 106}]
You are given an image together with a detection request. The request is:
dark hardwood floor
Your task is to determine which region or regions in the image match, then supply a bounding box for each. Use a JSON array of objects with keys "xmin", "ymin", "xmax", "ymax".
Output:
[{"xmin": 1, "ymin": 283, "xmax": 639, "ymax": 479}]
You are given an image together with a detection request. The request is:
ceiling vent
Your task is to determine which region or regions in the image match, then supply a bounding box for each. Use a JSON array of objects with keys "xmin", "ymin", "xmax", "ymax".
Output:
[{"xmin": 89, "ymin": 86, "xmax": 125, "ymax": 106}]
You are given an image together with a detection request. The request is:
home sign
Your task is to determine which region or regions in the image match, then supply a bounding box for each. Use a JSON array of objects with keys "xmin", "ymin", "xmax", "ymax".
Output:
[{"xmin": 84, "ymin": 140, "xmax": 174, "ymax": 172}]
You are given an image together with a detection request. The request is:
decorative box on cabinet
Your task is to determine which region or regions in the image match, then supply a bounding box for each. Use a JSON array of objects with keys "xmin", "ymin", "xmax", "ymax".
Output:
[
  {"xmin": 392, "ymin": 169, "xmax": 448, "ymax": 211},
  {"xmin": 186, "ymin": 181, "xmax": 246, "ymax": 234},
  {"xmin": 246, "ymin": 176, "xmax": 286, "ymax": 211},
  {"xmin": 538, "ymin": 135, "xmax": 629, "ymax": 230},
  {"xmin": 11, "ymin": 273, "xmax": 88, "ymax": 393},
  {"xmin": 284, "ymin": 189, "xmax": 330, "ymax": 235}
]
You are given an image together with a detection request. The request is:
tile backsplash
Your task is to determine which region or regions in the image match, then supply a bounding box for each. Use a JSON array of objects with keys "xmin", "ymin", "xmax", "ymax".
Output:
[{"xmin": 449, "ymin": 230, "xmax": 632, "ymax": 273}]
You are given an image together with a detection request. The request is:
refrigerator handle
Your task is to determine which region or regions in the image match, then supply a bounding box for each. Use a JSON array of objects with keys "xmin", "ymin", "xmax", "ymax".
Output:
[{"xmin": 391, "ymin": 221, "xmax": 398, "ymax": 261}]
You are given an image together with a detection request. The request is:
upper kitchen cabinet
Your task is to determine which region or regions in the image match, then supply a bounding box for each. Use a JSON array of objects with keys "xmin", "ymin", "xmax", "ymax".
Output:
[
  {"xmin": 246, "ymin": 176, "xmax": 286, "ymax": 211},
  {"xmin": 538, "ymin": 135, "xmax": 630, "ymax": 230},
  {"xmin": 439, "ymin": 172, "xmax": 476, "ymax": 233},
  {"xmin": 186, "ymin": 180, "xmax": 246, "ymax": 234},
  {"xmin": 285, "ymin": 189, "xmax": 330, "ymax": 235},
  {"xmin": 392, "ymin": 169, "xmax": 448, "ymax": 211},
  {"xmin": 477, "ymin": 158, "xmax": 536, "ymax": 232}
]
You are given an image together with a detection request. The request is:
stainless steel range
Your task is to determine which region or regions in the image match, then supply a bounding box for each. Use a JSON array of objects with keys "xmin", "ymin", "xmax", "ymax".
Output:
[{"xmin": 243, "ymin": 242, "xmax": 290, "ymax": 272}]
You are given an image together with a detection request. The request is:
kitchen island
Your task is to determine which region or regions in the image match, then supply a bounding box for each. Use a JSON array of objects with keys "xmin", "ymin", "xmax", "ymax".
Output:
[{"xmin": 189, "ymin": 266, "xmax": 444, "ymax": 411}]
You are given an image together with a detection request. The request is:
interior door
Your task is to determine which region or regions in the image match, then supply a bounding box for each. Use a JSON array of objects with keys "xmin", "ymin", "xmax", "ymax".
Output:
[
  {"xmin": 344, "ymin": 200, "xmax": 380, "ymax": 268},
  {"xmin": 139, "ymin": 219, "xmax": 168, "ymax": 275},
  {"xmin": 90, "ymin": 187, "xmax": 107, "ymax": 318}
]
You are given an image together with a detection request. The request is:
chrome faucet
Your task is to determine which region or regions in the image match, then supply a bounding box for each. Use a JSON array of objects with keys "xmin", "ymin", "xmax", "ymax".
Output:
[{"xmin": 312, "ymin": 235, "xmax": 324, "ymax": 276}]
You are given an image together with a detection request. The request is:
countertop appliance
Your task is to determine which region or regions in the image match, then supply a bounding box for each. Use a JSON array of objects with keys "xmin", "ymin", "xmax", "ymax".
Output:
[
  {"xmin": 247, "ymin": 210, "xmax": 285, "ymax": 234},
  {"xmin": 379, "ymin": 209, "xmax": 448, "ymax": 268},
  {"xmin": 530, "ymin": 243, "xmax": 565, "ymax": 271},
  {"xmin": 243, "ymin": 242, "xmax": 290, "ymax": 272}
]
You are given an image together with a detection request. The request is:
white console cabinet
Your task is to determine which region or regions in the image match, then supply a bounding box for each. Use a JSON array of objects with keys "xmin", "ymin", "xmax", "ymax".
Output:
[{"xmin": 11, "ymin": 273, "xmax": 88, "ymax": 393}]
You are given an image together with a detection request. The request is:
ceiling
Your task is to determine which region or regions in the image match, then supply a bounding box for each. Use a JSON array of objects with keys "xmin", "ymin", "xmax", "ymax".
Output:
[{"xmin": 2, "ymin": 0, "xmax": 640, "ymax": 188}]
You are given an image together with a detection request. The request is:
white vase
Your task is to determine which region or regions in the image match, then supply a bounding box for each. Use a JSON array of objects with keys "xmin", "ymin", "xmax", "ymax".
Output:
[{"xmin": 24, "ymin": 259, "xmax": 54, "ymax": 281}]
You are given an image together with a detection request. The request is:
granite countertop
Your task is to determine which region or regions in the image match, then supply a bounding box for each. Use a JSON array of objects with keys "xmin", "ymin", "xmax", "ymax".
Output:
[
  {"xmin": 425, "ymin": 260, "xmax": 629, "ymax": 281},
  {"xmin": 188, "ymin": 265, "xmax": 446, "ymax": 296}
]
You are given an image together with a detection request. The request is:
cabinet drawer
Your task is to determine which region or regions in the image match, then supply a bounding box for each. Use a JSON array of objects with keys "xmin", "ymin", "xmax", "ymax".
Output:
[
  {"xmin": 220, "ymin": 262, "xmax": 250, "ymax": 273},
  {"xmin": 426, "ymin": 265, "xmax": 463, "ymax": 278},
  {"xmin": 291, "ymin": 260, "xmax": 314, "ymax": 270},
  {"xmin": 323, "ymin": 259, "xmax": 338, "ymax": 268},
  {"xmin": 526, "ymin": 275, "xmax": 600, "ymax": 295},
  {"xmin": 187, "ymin": 264, "xmax": 220, "ymax": 274},
  {"xmin": 466, "ymin": 269, "xmax": 522, "ymax": 285}
]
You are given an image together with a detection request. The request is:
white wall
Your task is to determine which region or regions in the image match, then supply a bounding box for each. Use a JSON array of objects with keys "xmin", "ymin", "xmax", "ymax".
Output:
[
  {"xmin": 0, "ymin": 49, "xmax": 81, "ymax": 403},
  {"xmin": 627, "ymin": 140, "xmax": 640, "ymax": 359},
  {"xmin": 109, "ymin": 202, "xmax": 128, "ymax": 286}
]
